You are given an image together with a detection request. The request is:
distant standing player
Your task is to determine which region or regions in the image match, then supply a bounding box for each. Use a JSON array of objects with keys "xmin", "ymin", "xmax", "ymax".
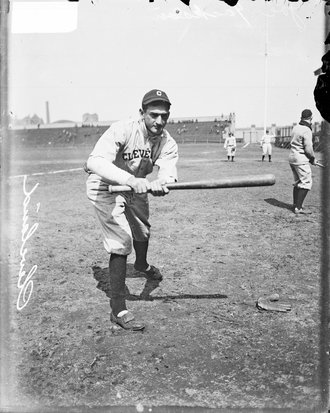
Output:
[
  {"xmin": 260, "ymin": 129, "xmax": 275, "ymax": 162},
  {"xmin": 289, "ymin": 109, "xmax": 317, "ymax": 215},
  {"xmin": 85, "ymin": 89, "xmax": 178, "ymax": 330},
  {"xmin": 224, "ymin": 132, "xmax": 236, "ymax": 162}
]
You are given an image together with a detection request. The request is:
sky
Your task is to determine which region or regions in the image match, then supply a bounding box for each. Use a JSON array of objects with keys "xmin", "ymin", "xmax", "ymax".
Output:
[{"xmin": 8, "ymin": 0, "xmax": 326, "ymax": 128}]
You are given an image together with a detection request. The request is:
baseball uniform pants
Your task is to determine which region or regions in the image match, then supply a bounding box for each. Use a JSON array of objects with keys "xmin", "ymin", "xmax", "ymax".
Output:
[
  {"xmin": 262, "ymin": 143, "xmax": 272, "ymax": 156},
  {"xmin": 289, "ymin": 163, "xmax": 312, "ymax": 190},
  {"xmin": 87, "ymin": 175, "xmax": 150, "ymax": 255},
  {"xmin": 226, "ymin": 146, "xmax": 236, "ymax": 156}
]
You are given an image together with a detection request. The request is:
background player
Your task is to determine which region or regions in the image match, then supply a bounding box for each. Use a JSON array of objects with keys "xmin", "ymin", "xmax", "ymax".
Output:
[
  {"xmin": 224, "ymin": 132, "xmax": 237, "ymax": 162},
  {"xmin": 288, "ymin": 109, "xmax": 317, "ymax": 215},
  {"xmin": 260, "ymin": 129, "xmax": 275, "ymax": 162},
  {"xmin": 85, "ymin": 89, "xmax": 178, "ymax": 331}
]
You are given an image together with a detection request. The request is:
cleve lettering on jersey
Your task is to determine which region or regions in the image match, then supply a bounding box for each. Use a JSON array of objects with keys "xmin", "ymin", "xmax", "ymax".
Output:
[{"xmin": 122, "ymin": 148, "xmax": 151, "ymax": 161}]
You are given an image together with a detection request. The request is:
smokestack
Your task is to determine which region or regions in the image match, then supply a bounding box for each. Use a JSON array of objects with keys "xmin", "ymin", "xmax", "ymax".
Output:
[{"xmin": 46, "ymin": 101, "xmax": 50, "ymax": 124}]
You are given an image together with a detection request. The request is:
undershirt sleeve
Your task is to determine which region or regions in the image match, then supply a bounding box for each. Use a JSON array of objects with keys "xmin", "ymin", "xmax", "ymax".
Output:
[
  {"xmin": 87, "ymin": 122, "xmax": 133, "ymax": 185},
  {"xmin": 155, "ymin": 136, "xmax": 179, "ymax": 183},
  {"xmin": 89, "ymin": 122, "xmax": 126, "ymax": 163}
]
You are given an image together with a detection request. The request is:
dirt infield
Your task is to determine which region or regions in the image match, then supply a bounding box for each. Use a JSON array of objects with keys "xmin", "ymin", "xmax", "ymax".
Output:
[{"xmin": 3, "ymin": 142, "xmax": 325, "ymax": 411}]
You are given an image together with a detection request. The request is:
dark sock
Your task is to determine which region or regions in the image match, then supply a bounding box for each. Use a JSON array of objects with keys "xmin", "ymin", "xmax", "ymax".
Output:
[
  {"xmin": 269, "ymin": 155, "xmax": 271, "ymax": 162},
  {"xmin": 110, "ymin": 299, "xmax": 127, "ymax": 317},
  {"xmin": 296, "ymin": 188, "xmax": 309, "ymax": 210},
  {"xmin": 109, "ymin": 254, "xmax": 127, "ymax": 316},
  {"xmin": 262, "ymin": 156, "xmax": 265, "ymax": 161},
  {"xmin": 293, "ymin": 186, "xmax": 299, "ymax": 206},
  {"xmin": 133, "ymin": 240, "xmax": 149, "ymax": 271}
]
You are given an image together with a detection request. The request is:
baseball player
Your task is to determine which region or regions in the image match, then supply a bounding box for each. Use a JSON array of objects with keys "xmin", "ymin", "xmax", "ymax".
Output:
[
  {"xmin": 85, "ymin": 89, "xmax": 178, "ymax": 331},
  {"xmin": 260, "ymin": 130, "xmax": 275, "ymax": 162},
  {"xmin": 288, "ymin": 109, "xmax": 317, "ymax": 215},
  {"xmin": 224, "ymin": 132, "xmax": 236, "ymax": 162}
]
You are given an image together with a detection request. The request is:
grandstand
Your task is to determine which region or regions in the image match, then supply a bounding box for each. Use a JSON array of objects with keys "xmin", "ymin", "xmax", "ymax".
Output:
[
  {"xmin": 7, "ymin": 113, "xmax": 237, "ymax": 146},
  {"xmin": 166, "ymin": 114, "xmax": 236, "ymax": 144},
  {"xmin": 6, "ymin": 116, "xmax": 324, "ymax": 152},
  {"xmin": 7, "ymin": 124, "xmax": 108, "ymax": 147}
]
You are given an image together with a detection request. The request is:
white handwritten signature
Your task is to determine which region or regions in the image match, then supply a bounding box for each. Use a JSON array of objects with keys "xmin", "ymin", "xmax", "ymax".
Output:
[{"xmin": 17, "ymin": 175, "xmax": 40, "ymax": 311}]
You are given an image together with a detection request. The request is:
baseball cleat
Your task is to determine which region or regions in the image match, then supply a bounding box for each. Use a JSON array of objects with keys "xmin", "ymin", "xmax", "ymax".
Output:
[
  {"xmin": 134, "ymin": 265, "xmax": 163, "ymax": 281},
  {"xmin": 294, "ymin": 207, "xmax": 312, "ymax": 215},
  {"xmin": 110, "ymin": 311, "xmax": 145, "ymax": 331}
]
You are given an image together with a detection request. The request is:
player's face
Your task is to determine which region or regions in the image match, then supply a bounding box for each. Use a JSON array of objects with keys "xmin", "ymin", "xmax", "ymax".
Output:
[{"xmin": 143, "ymin": 102, "xmax": 170, "ymax": 136}]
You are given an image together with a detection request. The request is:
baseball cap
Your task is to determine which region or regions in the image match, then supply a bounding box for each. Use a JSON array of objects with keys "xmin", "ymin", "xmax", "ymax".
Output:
[
  {"xmin": 301, "ymin": 109, "xmax": 312, "ymax": 119},
  {"xmin": 142, "ymin": 89, "xmax": 171, "ymax": 107}
]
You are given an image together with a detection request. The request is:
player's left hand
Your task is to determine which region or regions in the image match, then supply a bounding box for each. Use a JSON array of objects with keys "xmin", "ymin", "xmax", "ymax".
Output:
[{"xmin": 149, "ymin": 179, "xmax": 169, "ymax": 196}]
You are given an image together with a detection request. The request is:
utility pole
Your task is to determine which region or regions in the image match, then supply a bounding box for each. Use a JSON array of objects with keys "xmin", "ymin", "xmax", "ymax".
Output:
[
  {"xmin": 263, "ymin": 6, "xmax": 269, "ymax": 134},
  {"xmin": 45, "ymin": 101, "xmax": 50, "ymax": 124}
]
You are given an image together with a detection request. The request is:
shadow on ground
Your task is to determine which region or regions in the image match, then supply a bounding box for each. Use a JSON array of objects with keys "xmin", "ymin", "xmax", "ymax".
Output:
[
  {"xmin": 92, "ymin": 264, "xmax": 227, "ymax": 301},
  {"xmin": 264, "ymin": 198, "xmax": 293, "ymax": 211}
]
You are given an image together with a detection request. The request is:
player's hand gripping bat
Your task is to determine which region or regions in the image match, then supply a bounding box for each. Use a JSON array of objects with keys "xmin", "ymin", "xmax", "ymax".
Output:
[{"xmin": 108, "ymin": 174, "xmax": 276, "ymax": 193}]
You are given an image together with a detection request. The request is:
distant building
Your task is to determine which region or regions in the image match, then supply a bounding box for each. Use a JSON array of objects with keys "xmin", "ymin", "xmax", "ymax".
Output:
[
  {"xmin": 235, "ymin": 121, "xmax": 321, "ymax": 144},
  {"xmin": 82, "ymin": 113, "xmax": 99, "ymax": 125},
  {"xmin": 30, "ymin": 114, "xmax": 44, "ymax": 125},
  {"xmin": 10, "ymin": 113, "xmax": 44, "ymax": 127}
]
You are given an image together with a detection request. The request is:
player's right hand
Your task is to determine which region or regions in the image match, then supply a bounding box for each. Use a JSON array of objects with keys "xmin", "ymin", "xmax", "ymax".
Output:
[
  {"xmin": 126, "ymin": 176, "xmax": 151, "ymax": 193},
  {"xmin": 149, "ymin": 179, "xmax": 169, "ymax": 196}
]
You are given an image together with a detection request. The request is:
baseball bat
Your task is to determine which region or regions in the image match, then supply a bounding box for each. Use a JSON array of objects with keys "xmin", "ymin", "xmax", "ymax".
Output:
[
  {"xmin": 108, "ymin": 174, "xmax": 276, "ymax": 193},
  {"xmin": 315, "ymin": 160, "xmax": 326, "ymax": 168}
]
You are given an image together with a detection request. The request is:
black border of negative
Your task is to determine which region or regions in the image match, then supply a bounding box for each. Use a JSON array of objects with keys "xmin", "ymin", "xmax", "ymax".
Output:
[{"xmin": 0, "ymin": 1, "xmax": 329, "ymax": 412}]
